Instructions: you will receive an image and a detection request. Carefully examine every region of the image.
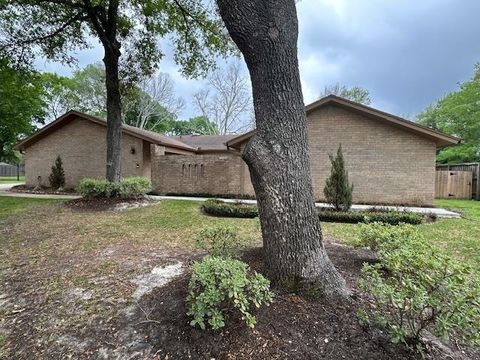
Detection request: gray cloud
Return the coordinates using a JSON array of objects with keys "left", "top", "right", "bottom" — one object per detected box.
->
[
  {"left": 297, "top": 0, "right": 480, "bottom": 116},
  {"left": 36, "top": 0, "right": 480, "bottom": 120}
]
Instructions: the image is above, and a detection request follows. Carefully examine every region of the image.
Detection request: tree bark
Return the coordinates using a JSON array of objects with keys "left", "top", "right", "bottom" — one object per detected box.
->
[
  {"left": 103, "top": 45, "right": 122, "bottom": 183},
  {"left": 216, "top": 0, "right": 348, "bottom": 296}
]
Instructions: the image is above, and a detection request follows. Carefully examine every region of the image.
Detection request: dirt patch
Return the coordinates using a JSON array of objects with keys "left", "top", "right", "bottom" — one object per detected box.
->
[
  {"left": 1, "top": 199, "right": 477, "bottom": 359},
  {"left": 135, "top": 244, "right": 457, "bottom": 360},
  {"left": 131, "top": 262, "right": 184, "bottom": 300},
  {"left": 64, "top": 197, "right": 159, "bottom": 212}
]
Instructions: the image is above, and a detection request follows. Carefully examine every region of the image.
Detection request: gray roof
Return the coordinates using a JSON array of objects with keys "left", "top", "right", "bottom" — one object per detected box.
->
[
  {"left": 15, "top": 110, "right": 243, "bottom": 153},
  {"left": 16, "top": 111, "right": 197, "bottom": 152},
  {"left": 172, "top": 135, "right": 238, "bottom": 151}
]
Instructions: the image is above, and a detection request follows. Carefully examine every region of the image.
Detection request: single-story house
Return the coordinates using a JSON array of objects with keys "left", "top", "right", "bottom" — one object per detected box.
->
[{"left": 15, "top": 95, "right": 460, "bottom": 205}]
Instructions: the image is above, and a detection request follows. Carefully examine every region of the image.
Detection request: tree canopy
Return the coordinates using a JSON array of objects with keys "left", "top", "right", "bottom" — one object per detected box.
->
[
  {"left": 0, "top": 0, "right": 234, "bottom": 181},
  {"left": 320, "top": 84, "right": 372, "bottom": 105},
  {"left": 40, "top": 63, "right": 107, "bottom": 119},
  {"left": 0, "top": 0, "right": 233, "bottom": 80},
  {"left": 167, "top": 116, "right": 218, "bottom": 135},
  {"left": 0, "top": 59, "right": 46, "bottom": 162},
  {"left": 193, "top": 62, "right": 253, "bottom": 134},
  {"left": 417, "top": 63, "right": 480, "bottom": 164}
]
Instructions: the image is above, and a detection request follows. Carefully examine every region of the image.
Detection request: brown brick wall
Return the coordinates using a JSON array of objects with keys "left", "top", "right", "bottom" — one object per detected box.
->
[
  {"left": 151, "top": 104, "right": 436, "bottom": 205},
  {"left": 151, "top": 152, "right": 252, "bottom": 196},
  {"left": 25, "top": 106, "right": 436, "bottom": 205},
  {"left": 25, "top": 117, "right": 145, "bottom": 188},
  {"left": 307, "top": 105, "right": 436, "bottom": 205}
]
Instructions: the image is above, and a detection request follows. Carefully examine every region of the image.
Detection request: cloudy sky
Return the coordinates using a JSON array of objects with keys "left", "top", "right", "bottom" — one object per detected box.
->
[{"left": 36, "top": 0, "right": 480, "bottom": 120}]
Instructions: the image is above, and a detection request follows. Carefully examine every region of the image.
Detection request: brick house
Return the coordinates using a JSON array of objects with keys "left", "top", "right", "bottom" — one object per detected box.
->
[{"left": 16, "top": 95, "right": 459, "bottom": 205}]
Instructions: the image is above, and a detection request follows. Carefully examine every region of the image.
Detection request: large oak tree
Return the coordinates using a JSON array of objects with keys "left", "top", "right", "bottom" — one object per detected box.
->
[
  {"left": 0, "top": 0, "right": 233, "bottom": 181},
  {"left": 216, "top": 0, "right": 348, "bottom": 296}
]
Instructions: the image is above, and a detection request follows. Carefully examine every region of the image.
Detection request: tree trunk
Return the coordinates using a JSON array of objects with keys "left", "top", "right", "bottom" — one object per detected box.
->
[
  {"left": 103, "top": 44, "right": 122, "bottom": 183},
  {"left": 216, "top": 0, "right": 348, "bottom": 296}
]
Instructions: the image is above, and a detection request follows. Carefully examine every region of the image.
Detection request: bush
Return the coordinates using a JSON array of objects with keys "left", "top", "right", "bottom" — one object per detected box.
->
[
  {"left": 201, "top": 199, "right": 258, "bottom": 218},
  {"left": 318, "top": 210, "right": 423, "bottom": 225},
  {"left": 187, "top": 256, "right": 273, "bottom": 330},
  {"left": 194, "top": 225, "right": 249, "bottom": 258},
  {"left": 323, "top": 144, "right": 354, "bottom": 211},
  {"left": 349, "top": 222, "right": 418, "bottom": 250},
  {"left": 201, "top": 199, "right": 424, "bottom": 225},
  {"left": 359, "top": 225, "right": 480, "bottom": 349},
  {"left": 117, "top": 177, "right": 151, "bottom": 198},
  {"left": 76, "top": 177, "right": 151, "bottom": 199},
  {"left": 77, "top": 178, "right": 115, "bottom": 198},
  {"left": 48, "top": 155, "right": 65, "bottom": 189}
]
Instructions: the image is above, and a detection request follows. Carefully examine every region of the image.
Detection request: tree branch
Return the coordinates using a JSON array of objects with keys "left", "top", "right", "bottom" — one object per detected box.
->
[
  {"left": 171, "top": 0, "right": 221, "bottom": 39},
  {"left": 18, "top": 11, "right": 89, "bottom": 45},
  {"left": 33, "top": 0, "right": 86, "bottom": 10}
]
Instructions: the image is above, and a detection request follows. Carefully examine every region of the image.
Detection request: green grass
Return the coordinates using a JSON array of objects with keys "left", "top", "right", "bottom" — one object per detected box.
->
[
  {"left": 0, "top": 196, "right": 62, "bottom": 221},
  {"left": 323, "top": 199, "right": 480, "bottom": 272},
  {"left": 95, "top": 200, "right": 261, "bottom": 249},
  {"left": 0, "top": 333, "right": 5, "bottom": 359},
  {"left": 0, "top": 176, "right": 25, "bottom": 184},
  {"left": 0, "top": 196, "right": 477, "bottom": 270}
]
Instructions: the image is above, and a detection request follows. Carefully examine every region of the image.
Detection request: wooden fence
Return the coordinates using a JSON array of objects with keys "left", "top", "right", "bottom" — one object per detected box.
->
[
  {"left": 436, "top": 163, "right": 480, "bottom": 200},
  {"left": 0, "top": 163, "right": 25, "bottom": 178}
]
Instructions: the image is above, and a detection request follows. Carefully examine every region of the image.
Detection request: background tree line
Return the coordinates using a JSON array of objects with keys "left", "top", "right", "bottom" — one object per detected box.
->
[
  {"left": 416, "top": 63, "right": 480, "bottom": 164},
  {"left": 0, "top": 60, "right": 256, "bottom": 162}
]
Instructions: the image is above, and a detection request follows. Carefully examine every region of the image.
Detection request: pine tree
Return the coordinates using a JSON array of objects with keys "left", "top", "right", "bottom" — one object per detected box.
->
[
  {"left": 324, "top": 145, "right": 354, "bottom": 211},
  {"left": 49, "top": 156, "right": 65, "bottom": 189}
]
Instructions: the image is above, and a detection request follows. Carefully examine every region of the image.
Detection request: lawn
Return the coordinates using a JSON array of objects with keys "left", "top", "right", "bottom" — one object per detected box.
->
[
  {"left": 0, "top": 176, "right": 25, "bottom": 184},
  {"left": 0, "top": 197, "right": 478, "bottom": 358},
  {"left": 324, "top": 199, "right": 480, "bottom": 271},
  {"left": 0, "top": 196, "right": 62, "bottom": 221}
]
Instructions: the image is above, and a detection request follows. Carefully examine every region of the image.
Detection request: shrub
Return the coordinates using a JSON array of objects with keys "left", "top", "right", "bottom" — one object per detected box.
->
[
  {"left": 186, "top": 256, "right": 273, "bottom": 330},
  {"left": 317, "top": 210, "right": 423, "bottom": 225},
  {"left": 201, "top": 200, "right": 424, "bottom": 225},
  {"left": 323, "top": 144, "right": 354, "bottom": 211},
  {"left": 349, "top": 222, "right": 418, "bottom": 251},
  {"left": 194, "top": 225, "right": 249, "bottom": 258},
  {"left": 76, "top": 177, "right": 151, "bottom": 199},
  {"left": 201, "top": 199, "right": 258, "bottom": 218},
  {"left": 117, "top": 177, "right": 151, "bottom": 198},
  {"left": 365, "top": 211, "right": 423, "bottom": 225},
  {"left": 48, "top": 155, "right": 65, "bottom": 189},
  {"left": 359, "top": 225, "right": 480, "bottom": 349},
  {"left": 77, "top": 178, "right": 115, "bottom": 198}
]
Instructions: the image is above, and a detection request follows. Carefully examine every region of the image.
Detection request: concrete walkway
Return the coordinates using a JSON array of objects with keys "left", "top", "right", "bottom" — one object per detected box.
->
[
  {"left": 148, "top": 195, "right": 461, "bottom": 219},
  {"left": 0, "top": 184, "right": 460, "bottom": 218},
  {"left": 0, "top": 184, "right": 80, "bottom": 200}
]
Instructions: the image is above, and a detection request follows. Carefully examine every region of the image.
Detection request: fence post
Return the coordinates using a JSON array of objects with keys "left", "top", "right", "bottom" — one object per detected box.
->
[{"left": 477, "top": 163, "right": 480, "bottom": 200}]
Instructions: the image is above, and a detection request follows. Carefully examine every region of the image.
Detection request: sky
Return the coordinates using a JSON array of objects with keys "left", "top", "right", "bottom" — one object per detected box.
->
[{"left": 35, "top": 0, "right": 480, "bottom": 120}]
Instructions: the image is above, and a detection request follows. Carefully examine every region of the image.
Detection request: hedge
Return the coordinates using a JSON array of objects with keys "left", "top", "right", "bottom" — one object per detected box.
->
[
  {"left": 77, "top": 177, "right": 151, "bottom": 199},
  {"left": 201, "top": 199, "right": 425, "bottom": 225},
  {"left": 201, "top": 199, "right": 258, "bottom": 218},
  {"left": 318, "top": 210, "right": 424, "bottom": 225}
]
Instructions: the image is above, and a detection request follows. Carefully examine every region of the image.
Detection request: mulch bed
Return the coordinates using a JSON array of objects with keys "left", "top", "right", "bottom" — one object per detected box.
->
[
  {"left": 9, "top": 184, "right": 77, "bottom": 195},
  {"left": 64, "top": 197, "right": 158, "bottom": 212},
  {"left": 135, "top": 244, "right": 438, "bottom": 360}
]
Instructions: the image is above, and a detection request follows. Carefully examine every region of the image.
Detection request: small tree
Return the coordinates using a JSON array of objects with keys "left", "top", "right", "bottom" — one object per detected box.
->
[
  {"left": 324, "top": 145, "right": 354, "bottom": 211},
  {"left": 49, "top": 156, "right": 65, "bottom": 189}
]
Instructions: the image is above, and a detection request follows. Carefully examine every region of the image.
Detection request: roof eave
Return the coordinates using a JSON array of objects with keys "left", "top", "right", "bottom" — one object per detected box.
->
[
  {"left": 14, "top": 110, "right": 198, "bottom": 152},
  {"left": 225, "top": 95, "right": 461, "bottom": 149}
]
